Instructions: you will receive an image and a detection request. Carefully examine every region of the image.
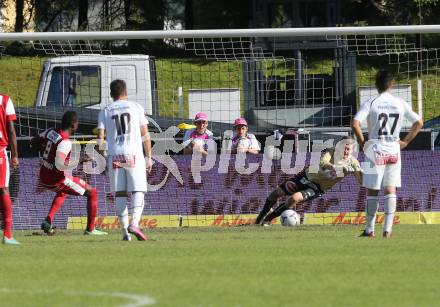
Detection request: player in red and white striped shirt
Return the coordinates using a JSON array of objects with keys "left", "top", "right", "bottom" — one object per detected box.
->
[
  {"left": 0, "top": 94, "right": 20, "bottom": 244},
  {"left": 32, "top": 111, "right": 107, "bottom": 236}
]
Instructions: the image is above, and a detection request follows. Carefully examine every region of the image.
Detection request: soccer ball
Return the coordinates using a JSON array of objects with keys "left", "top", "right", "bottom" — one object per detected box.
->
[{"left": 280, "top": 210, "right": 300, "bottom": 227}]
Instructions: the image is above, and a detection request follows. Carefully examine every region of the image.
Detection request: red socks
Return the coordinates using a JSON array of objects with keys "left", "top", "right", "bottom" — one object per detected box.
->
[
  {"left": 86, "top": 188, "right": 98, "bottom": 231},
  {"left": 0, "top": 192, "right": 13, "bottom": 239},
  {"left": 47, "top": 189, "right": 97, "bottom": 232},
  {"left": 47, "top": 192, "right": 66, "bottom": 222}
]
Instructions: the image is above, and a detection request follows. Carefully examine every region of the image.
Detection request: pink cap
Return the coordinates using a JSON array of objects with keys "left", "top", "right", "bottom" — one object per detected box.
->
[
  {"left": 194, "top": 112, "right": 209, "bottom": 122},
  {"left": 234, "top": 117, "right": 248, "bottom": 126}
]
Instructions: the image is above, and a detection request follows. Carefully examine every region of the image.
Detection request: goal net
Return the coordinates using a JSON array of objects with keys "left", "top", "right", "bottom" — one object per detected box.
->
[{"left": 0, "top": 26, "right": 439, "bottom": 232}]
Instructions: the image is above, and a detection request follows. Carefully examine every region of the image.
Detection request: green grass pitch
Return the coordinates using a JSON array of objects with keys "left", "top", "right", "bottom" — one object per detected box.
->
[{"left": 1, "top": 225, "right": 440, "bottom": 307}]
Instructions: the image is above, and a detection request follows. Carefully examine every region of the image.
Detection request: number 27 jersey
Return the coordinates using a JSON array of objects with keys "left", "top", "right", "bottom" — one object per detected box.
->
[
  {"left": 354, "top": 92, "right": 421, "bottom": 142},
  {"left": 98, "top": 100, "right": 148, "bottom": 157}
]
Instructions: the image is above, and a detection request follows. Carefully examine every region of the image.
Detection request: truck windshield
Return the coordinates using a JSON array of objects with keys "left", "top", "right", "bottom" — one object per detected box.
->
[{"left": 47, "top": 66, "right": 101, "bottom": 107}]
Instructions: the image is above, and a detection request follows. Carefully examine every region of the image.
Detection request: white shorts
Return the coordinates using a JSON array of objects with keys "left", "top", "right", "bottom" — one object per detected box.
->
[
  {"left": 362, "top": 147, "right": 401, "bottom": 190},
  {"left": 108, "top": 154, "right": 147, "bottom": 193}
]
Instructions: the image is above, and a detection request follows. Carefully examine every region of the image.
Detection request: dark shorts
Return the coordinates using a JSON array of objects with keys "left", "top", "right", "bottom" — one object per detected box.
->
[{"left": 279, "top": 171, "right": 324, "bottom": 202}]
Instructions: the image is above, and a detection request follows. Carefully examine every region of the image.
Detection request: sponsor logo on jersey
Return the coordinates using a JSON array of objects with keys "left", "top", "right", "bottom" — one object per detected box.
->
[
  {"left": 377, "top": 105, "right": 398, "bottom": 110},
  {"left": 47, "top": 130, "right": 62, "bottom": 144}
]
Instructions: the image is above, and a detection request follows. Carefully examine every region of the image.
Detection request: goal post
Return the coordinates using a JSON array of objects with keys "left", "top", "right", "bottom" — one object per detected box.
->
[{"left": 0, "top": 25, "right": 439, "bottom": 232}]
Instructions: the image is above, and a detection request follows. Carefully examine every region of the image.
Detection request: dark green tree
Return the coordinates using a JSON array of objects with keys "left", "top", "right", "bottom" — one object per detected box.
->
[
  {"left": 78, "top": 0, "right": 88, "bottom": 31},
  {"left": 14, "top": 0, "right": 24, "bottom": 32},
  {"left": 193, "top": 0, "right": 251, "bottom": 29}
]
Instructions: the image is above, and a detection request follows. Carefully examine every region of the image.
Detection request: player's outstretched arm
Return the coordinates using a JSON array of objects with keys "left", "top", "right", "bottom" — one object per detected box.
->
[
  {"left": 399, "top": 118, "right": 423, "bottom": 149},
  {"left": 6, "top": 121, "right": 18, "bottom": 167}
]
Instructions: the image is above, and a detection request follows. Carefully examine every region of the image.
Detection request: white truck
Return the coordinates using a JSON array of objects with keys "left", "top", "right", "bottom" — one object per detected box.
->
[{"left": 35, "top": 54, "right": 156, "bottom": 113}]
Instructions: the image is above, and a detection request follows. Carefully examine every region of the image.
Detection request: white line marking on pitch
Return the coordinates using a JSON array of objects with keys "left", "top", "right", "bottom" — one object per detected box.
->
[{"left": 0, "top": 288, "right": 156, "bottom": 307}]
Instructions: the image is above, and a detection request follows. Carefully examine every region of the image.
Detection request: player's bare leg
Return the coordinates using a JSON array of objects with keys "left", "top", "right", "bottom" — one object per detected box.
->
[
  {"left": 361, "top": 189, "right": 379, "bottom": 237},
  {"left": 262, "top": 192, "right": 304, "bottom": 225},
  {"left": 83, "top": 184, "right": 107, "bottom": 235},
  {"left": 0, "top": 187, "right": 19, "bottom": 244},
  {"left": 383, "top": 186, "right": 397, "bottom": 238},
  {"left": 255, "top": 187, "right": 285, "bottom": 224},
  {"left": 127, "top": 191, "right": 148, "bottom": 241},
  {"left": 115, "top": 191, "right": 130, "bottom": 240}
]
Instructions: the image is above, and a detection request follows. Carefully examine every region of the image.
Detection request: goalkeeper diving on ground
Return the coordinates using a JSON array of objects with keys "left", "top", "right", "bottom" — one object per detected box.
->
[{"left": 255, "top": 136, "right": 362, "bottom": 225}]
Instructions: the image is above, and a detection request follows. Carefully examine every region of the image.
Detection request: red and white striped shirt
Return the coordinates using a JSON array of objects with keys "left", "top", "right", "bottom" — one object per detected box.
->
[
  {"left": 39, "top": 128, "right": 72, "bottom": 185},
  {"left": 0, "top": 94, "right": 16, "bottom": 151}
]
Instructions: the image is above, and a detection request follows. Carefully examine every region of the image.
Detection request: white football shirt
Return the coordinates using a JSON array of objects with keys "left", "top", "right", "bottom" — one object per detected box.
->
[
  {"left": 354, "top": 92, "right": 421, "bottom": 142},
  {"left": 98, "top": 100, "right": 148, "bottom": 156}
]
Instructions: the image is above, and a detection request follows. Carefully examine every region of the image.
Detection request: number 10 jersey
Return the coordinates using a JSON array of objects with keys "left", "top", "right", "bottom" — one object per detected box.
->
[{"left": 98, "top": 99, "right": 149, "bottom": 157}]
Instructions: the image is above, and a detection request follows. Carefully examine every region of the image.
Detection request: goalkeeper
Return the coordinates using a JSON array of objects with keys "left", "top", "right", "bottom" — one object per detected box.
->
[
  {"left": 255, "top": 136, "right": 362, "bottom": 225},
  {"left": 230, "top": 118, "right": 260, "bottom": 154}
]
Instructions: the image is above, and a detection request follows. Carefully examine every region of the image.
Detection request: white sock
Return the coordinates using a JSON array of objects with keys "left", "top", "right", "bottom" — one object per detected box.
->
[
  {"left": 366, "top": 196, "right": 379, "bottom": 233},
  {"left": 115, "top": 197, "right": 129, "bottom": 236},
  {"left": 131, "top": 192, "right": 145, "bottom": 228},
  {"left": 384, "top": 194, "right": 397, "bottom": 233}
]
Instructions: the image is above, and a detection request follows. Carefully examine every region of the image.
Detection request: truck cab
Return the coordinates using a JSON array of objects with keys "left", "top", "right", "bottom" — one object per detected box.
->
[
  {"left": 35, "top": 54, "right": 157, "bottom": 114},
  {"left": 15, "top": 54, "right": 159, "bottom": 136}
]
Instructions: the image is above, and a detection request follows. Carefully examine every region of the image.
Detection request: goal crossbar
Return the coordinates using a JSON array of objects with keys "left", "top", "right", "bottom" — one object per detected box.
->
[{"left": 2, "top": 25, "right": 440, "bottom": 41}]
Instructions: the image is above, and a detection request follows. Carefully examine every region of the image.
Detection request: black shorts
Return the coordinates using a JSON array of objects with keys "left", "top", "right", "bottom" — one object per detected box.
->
[{"left": 279, "top": 171, "right": 324, "bottom": 202}]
